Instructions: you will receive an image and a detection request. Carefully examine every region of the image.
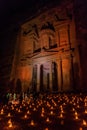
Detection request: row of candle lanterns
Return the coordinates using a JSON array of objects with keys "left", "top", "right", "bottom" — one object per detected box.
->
[{"left": 0, "top": 93, "right": 87, "bottom": 130}]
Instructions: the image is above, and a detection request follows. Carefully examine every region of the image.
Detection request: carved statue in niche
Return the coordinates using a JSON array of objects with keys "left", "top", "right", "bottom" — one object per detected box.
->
[
  {"left": 23, "top": 24, "right": 39, "bottom": 37},
  {"left": 31, "top": 24, "right": 41, "bottom": 53},
  {"left": 40, "top": 21, "right": 56, "bottom": 50}
]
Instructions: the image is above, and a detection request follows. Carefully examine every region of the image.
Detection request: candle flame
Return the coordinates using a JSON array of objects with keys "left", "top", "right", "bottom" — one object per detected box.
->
[
  {"left": 46, "top": 117, "right": 50, "bottom": 122},
  {"left": 30, "top": 120, "right": 35, "bottom": 126},
  {"left": 83, "top": 120, "right": 87, "bottom": 126},
  {"left": 9, "top": 122, "right": 12, "bottom": 128}
]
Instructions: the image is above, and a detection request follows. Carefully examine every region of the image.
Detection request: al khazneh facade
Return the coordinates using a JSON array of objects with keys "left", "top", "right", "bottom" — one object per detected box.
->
[{"left": 10, "top": 1, "right": 81, "bottom": 93}]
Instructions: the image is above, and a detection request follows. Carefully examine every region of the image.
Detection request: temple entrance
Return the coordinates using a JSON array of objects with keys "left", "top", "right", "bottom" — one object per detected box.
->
[
  {"left": 32, "top": 65, "right": 37, "bottom": 92},
  {"left": 52, "top": 62, "right": 58, "bottom": 91},
  {"left": 32, "top": 62, "right": 58, "bottom": 92},
  {"left": 40, "top": 65, "right": 44, "bottom": 92},
  {"left": 40, "top": 63, "right": 50, "bottom": 92}
]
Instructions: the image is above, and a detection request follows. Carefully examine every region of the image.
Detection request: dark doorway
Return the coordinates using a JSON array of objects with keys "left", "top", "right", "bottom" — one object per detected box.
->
[
  {"left": 52, "top": 62, "right": 58, "bottom": 91},
  {"left": 40, "top": 64, "right": 43, "bottom": 92},
  {"left": 32, "top": 65, "right": 37, "bottom": 92}
]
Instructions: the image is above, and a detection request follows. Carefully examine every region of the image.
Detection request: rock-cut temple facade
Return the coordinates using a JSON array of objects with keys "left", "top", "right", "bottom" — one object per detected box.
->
[{"left": 10, "top": 0, "right": 82, "bottom": 93}]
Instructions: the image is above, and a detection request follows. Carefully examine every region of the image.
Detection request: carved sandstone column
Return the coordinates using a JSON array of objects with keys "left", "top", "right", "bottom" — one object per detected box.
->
[
  {"left": 56, "top": 60, "right": 59, "bottom": 91},
  {"left": 70, "top": 55, "right": 74, "bottom": 90},
  {"left": 58, "top": 59, "right": 63, "bottom": 92}
]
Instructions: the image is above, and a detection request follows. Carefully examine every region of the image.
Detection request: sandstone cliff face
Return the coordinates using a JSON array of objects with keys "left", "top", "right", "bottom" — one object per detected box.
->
[
  {"left": 74, "top": 0, "right": 87, "bottom": 91},
  {"left": 10, "top": 0, "right": 82, "bottom": 93}
]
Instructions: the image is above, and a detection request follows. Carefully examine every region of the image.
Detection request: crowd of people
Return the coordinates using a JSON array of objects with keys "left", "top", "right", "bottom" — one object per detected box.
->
[{"left": 0, "top": 91, "right": 46, "bottom": 107}]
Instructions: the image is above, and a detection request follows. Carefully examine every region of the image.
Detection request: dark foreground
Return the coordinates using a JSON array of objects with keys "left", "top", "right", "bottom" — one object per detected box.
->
[{"left": 0, "top": 93, "right": 87, "bottom": 130}]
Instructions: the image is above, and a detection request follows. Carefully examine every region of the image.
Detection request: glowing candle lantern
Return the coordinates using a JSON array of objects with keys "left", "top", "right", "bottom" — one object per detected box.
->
[
  {"left": 75, "top": 115, "right": 79, "bottom": 120},
  {"left": 77, "top": 105, "right": 80, "bottom": 108},
  {"left": 63, "top": 103, "right": 66, "bottom": 106},
  {"left": 9, "top": 122, "right": 13, "bottom": 128},
  {"left": 85, "top": 110, "right": 87, "bottom": 114},
  {"left": 27, "top": 110, "right": 30, "bottom": 115},
  {"left": 50, "top": 111, "right": 54, "bottom": 115},
  {"left": 75, "top": 111, "right": 78, "bottom": 116},
  {"left": 1, "top": 109, "right": 4, "bottom": 114},
  {"left": 61, "top": 109, "right": 64, "bottom": 113},
  {"left": 8, "top": 113, "right": 11, "bottom": 117},
  {"left": 72, "top": 108, "right": 75, "bottom": 111},
  {"left": 83, "top": 120, "right": 87, "bottom": 126},
  {"left": 8, "top": 119, "right": 11, "bottom": 124},
  {"left": 42, "top": 108, "right": 45, "bottom": 113},
  {"left": 46, "top": 117, "right": 50, "bottom": 123},
  {"left": 41, "top": 113, "right": 44, "bottom": 117},
  {"left": 24, "top": 114, "right": 27, "bottom": 119},
  {"left": 33, "top": 108, "right": 36, "bottom": 111},
  {"left": 50, "top": 106, "right": 53, "bottom": 110},
  {"left": 79, "top": 127, "right": 83, "bottom": 130},
  {"left": 18, "top": 109, "right": 21, "bottom": 113},
  {"left": 30, "top": 120, "right": 35, "bottom": 126},
  {"left": 73, "top": 103, "right": 76, "bottom": 106},
  {"left": 60, "top": 105, "right": 63, "bottom": 109},
  {"left": 60, "top": 113, "right": 63, "bottom": 118}
]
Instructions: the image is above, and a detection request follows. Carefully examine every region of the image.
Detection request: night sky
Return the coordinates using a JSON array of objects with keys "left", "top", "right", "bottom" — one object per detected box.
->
[
  {"left": 0, "top": 0, "right": 61, "bottom": 31},
  {"left": 0, "top": 0, "right": 40, "bottom": 30}
]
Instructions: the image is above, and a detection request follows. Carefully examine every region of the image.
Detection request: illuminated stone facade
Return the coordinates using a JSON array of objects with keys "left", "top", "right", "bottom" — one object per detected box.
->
[{"left": 11, "top": 1, "right": 81, "bottom": 93}]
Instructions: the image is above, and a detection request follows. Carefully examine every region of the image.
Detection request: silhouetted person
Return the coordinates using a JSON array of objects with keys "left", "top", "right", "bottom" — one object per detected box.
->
[
  {"left": 3, "top": 93, "right": 9, "bottom": 105},
  {"left": 19, "top": 94, "right": 23, "bottom": 104}
]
